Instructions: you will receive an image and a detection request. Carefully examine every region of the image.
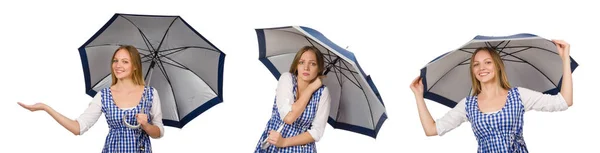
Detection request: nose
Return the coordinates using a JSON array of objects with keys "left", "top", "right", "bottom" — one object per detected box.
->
[
  {"left": 115, "top": 61, "right": 123, "bottom": 68},
  {"left": 303, "top": 63, "right": 309, "bottom": 70}
]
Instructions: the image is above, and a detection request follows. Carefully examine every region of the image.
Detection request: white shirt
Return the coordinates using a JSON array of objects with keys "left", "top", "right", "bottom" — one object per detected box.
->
[
  {"left": 435, "top": 87, "right": 568, "bottom": 136},
  {"left": 276, "top": 72, "right": 331, "bottom": 142},
  {"left": 75, "top": 88, "right": 164, "bottom": 138}
]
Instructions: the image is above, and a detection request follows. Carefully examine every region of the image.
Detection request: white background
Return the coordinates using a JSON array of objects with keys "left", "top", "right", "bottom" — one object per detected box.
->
[{"left": 1, "top": 0, "right": 598, "bottom": 152}]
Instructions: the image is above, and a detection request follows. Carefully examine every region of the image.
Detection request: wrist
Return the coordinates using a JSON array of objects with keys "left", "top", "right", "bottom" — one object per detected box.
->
[
  {"left": 414, "top": 93, "right": 423, "bottom": 98},
  {"left": 43, "top": 104, "right": 51, "bottom": 112},
  {"left": 281, "top": 138, "right": 289, "bottom": 147}
]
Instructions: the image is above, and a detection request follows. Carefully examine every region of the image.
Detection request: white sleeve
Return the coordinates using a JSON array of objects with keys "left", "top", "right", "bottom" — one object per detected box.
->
[
  {"left": 276, "top": 72, "right": 295, "bottom": 120},
  {"left": 150, "top": 88, "right": 165, "bottom": 138},
  {"left": 518, "top": 87, "right": 569, "bottom": 112},
  {"left": 435, "top": 97, "right": 468, "bottom": 136},
  {"left": 307, "top": 87, "right": 330, "bottom": 142},
  {"left": 76, "top": 92, "right": 103, "bottom": 135}
]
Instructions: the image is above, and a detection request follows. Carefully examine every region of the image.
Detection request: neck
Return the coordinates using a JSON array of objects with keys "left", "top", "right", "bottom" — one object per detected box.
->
[
  {"left": 114, "top": 77, "right": 138, "bottom": 90},
  {"left": 296, "top": 76, "right": 310, "bottom": 91},
  {"left": 479, "top": 79, "right": 504, "bottom": 98}
]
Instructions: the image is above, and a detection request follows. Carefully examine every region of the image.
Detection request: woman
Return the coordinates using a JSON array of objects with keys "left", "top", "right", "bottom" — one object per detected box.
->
[
  {"left": 254, "top": 46, "right": 331, "bottom": 153},
  {"left": 410, "top": 40, "right": 573, "bottom": 152},
  {"left": 18, "top": 45, "right": 164, "bottom": 153}
]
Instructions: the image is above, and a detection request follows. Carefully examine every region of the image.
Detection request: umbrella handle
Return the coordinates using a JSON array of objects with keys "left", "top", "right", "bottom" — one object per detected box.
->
[
  {"left": 260, "top": 123, "right": 285, "bottom": 149},
  {"left": 123, "top": 88, "right": 147, "bottom": 129}
]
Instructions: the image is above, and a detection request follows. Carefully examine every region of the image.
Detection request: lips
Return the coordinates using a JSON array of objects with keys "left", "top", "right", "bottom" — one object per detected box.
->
[
  {"left": 302, "top": 72, "right": 310, "bottom": 76},
  {"left": 478, "top": 72, "right": 490, "bottom": 77}
]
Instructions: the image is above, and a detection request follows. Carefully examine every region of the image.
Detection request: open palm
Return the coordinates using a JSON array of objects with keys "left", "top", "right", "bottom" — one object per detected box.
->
[{"left": 17, "top": 102, "right": 47, "bottom": 112}]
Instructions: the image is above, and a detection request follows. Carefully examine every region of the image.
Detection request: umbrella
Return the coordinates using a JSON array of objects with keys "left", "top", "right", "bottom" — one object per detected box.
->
[
  {"left": 420, "top": 33, "right": 578, "bottom": 108},
  {"left": 78, "top": 13, "right": 226, "bottom": 129},
  {"left": 255, "top": 26, "right": 387, "bottom": 138}
]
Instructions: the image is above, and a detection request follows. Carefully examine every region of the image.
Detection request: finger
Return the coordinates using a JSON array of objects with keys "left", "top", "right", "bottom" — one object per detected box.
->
[{"left": 17, "top": 102, "right": 28, "bottom": 108}]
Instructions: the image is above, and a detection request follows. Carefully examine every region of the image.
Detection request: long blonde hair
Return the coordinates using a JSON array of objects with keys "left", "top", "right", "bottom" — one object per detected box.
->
[
  {"left": 469, "top": 47, "right": 511, "bottom": 96},
  {"left": 110, "top": 45, "right": 145, "bottom": 86}
]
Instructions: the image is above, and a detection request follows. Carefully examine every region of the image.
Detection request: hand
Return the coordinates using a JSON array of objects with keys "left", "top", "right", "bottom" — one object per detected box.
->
[
  {"left": 18, "top": 102, "right": 48, "bottom": 112},
  {"left": 267, "top": 130, "right": 287, "bottom": 147},
  {"left": 410, "top": 76, "right": 424, "bottom": 97},
  {"left": 552, "top": 39, "right": 570, "bottom": 62},
  {"left": 309, "top": 76, "right": 326, "bottom": 91},
  {"left": 136, "top": 113, "right": 149, "bottom": 126}
]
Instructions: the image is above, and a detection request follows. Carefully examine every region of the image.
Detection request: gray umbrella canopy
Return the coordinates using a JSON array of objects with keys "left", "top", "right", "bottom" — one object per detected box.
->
[
  {"left": 421, "top": 33, "right": 578, "bottom": 108},
  {"left": 78, "top": 13, "right": 226, "bottom": 128},
  {"left": 256, "top": 26, "right": 387, "bottom": 138}
]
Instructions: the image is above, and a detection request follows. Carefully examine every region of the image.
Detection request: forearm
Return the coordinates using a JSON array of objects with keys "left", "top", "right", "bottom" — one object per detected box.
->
[
  {"left": 142, "top": 123, "right": 161, "bottom": 138},
  {"left": 283, "top": 132, "right": 315, "bottom": 147},
  {"left": 283, "top": 89, "right": 315, "bottom": 124},
  {"left": 415, "top": 95, "right": 437, "bottom": 136},
  {"left": 560, "top": 59, "right": 573, "bottom": 106},
  {"left": 44, "top": 106, "right": 81, "bottom": 135}
]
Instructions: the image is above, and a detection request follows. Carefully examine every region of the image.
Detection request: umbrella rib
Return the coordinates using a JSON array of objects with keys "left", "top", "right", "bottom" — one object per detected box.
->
[
  {"left": 90, "top": 73, "right": 112, "bottom": 91},
  {"left": 158, "top": 46, "right": 220, "bottom": 53},
  {"left": 501, "top": 52, "right": 558, "bottom": 86},
  {"left": 339, "top": 58, "right": 377, "bottom": 129},
  {"left": 428, "top": 60, "right": 469, "bottom": 92},
  {"left": 459, "top": 49, "right": 473, "bottom": 54},
  {"left": 296, "top": 32, "right": 377, "bottom": 128},
  {"left": 155, "top": 58, "right": 181, "bottom": 120},
  {"left": 488, "top": 41, "right": 558, "bottom": 86},
  {"left": 499, "top": 40, "right": 510, "bottom": 53},
  {"left": 120, "top": 16, "right": 157, "bottom": 52},
  {"left": 339, "top": 61, "right": 363, "bottom": 90},
  {"left": 500, "top": 47, "right": 531, "bottom": 58},
  {"left": 155, "top": 17, "right": 178, "bottom": 53},
  {"left": 328, "top": 65, "right": 359, "bottom": 74},
  {"left": 328, "top": 51, "right": 345, "bottom": 124},
  {"left": 158, "top": 55, "right": 219, "bottom": 94},
  {"left": 501, "top": 59, "right": 527, "bottom": 63}
]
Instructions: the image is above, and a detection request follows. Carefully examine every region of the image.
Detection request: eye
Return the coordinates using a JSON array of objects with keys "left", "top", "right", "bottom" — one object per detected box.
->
[
  {"left": 473, "top": 63, "right": 479, "bottom": 67},
  {"left": 486, "top": 61, "right": 492, "bottom": 64},
  {"left": 311, "top": 62, "right": 317, "bottom": 66},
  {"left": 124, "top": 61, "right": 129, "bottom": 64},
  {"left": 112, "top": 59, "right": 118, "bottom": 63},
  {"left": 299, "top": 61, "right": 304, "bottom": 65}
]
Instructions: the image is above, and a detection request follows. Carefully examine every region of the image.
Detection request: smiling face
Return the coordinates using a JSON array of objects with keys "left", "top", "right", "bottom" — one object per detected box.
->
[
  {"left": 472, "top": 50, "right": 496, "bottom": 83},
  {"left": 112, "top": 49, "right": 134, "bottom": 80},
  {"left": 469, "top": 47, "right": 512, "bottom": 95},
  {"left": 110, "top": 45, "right": 145, "bottom": 86}
]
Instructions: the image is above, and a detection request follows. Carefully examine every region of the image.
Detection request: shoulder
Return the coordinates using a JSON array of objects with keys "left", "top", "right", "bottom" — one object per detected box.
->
[
  {"left": 146, "top": 86, "right": 159, "bottom": 93},
  {"left": 279, "top": 72, "right": 293, "bottom": 81},
  {"left": 321, "top": 85, "right": 329, "bottom": 93},
  {"left": 514, "top": 86, "right": 535, "bottom": 95}
]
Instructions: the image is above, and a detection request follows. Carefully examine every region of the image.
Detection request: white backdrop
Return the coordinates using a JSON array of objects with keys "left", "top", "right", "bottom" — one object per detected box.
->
[{"left": 1, "top": 0, "right": 598, "bottom": 152}]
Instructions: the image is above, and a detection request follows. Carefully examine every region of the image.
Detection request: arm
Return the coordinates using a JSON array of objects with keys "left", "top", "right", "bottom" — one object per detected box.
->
[
  {"left": 276, "top": 73, "right": 322, "bottom": 125},
  {"left": 17, "top": 92, "right": 103, "bottom": 136},
  {"left": 520, "top": 40, "right": 573, "bottom": 111},
  {"left": 520, "top": 87, "right": 569, "bottom": 112},
  {"left": 410, "top": 76, "right": 467, "bottom": 136},
  {"left": 415, "top": 92, "right": 437, "bottom": 136},
  {"left": 141, "top": 88, "right": 164, "bottom": 139},
  {"left": 284, "top": 87, "right": 331, "bottom": 147},
  {"left": 555, "top": 40, "right": 573, "bottom": 106}
]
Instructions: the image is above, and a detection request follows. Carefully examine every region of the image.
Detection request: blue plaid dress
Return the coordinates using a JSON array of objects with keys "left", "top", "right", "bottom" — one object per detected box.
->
[
  {"left": 100, "top": 86, "right": 154, "bottom": 153},
  {"left": 254, "top": 75, "right": 325, "bottom": 153},
  {"left": 466, "top": 87, "right": 528, "bottom": 153}
]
